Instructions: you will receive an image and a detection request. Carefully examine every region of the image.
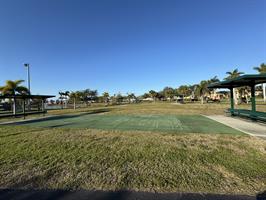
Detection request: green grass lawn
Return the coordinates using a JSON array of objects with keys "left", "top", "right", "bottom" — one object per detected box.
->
[
  {"left": 13, "top": 113, "right": 243, "bottom": 135},
  {"left": 0, "top": 103, "right": 265, "bottom": 195}
]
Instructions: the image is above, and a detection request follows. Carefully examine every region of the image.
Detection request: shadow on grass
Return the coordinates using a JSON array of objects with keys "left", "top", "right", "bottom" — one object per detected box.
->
[
  {"left": 0, "top": 189, "right": 261, "bottom": 200},
  {"left": 1, "top": 173, "right": 263, "bottom": 200},
  {"left": 10, "top": 109, "right": 110, "bottom": 126},
  {"left": 0, "top": 129, "right": 45, "bottom": 138}
]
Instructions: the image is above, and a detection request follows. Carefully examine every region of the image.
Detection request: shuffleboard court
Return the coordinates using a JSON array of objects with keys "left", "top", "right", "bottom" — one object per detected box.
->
[{"left": 10, "top": 113, "right": 244, "bottom": 134}]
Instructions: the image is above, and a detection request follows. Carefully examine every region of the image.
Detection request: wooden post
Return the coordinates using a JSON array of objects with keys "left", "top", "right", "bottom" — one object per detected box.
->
[
  {"left": 230, "top": 87, "right": 234, "bottom": 115},
  {"left": 250, "top": 84, "right": 256, "bottom": 113}
]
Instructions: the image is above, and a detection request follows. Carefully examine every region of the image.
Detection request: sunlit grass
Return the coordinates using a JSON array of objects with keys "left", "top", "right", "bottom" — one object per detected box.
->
[
  {"left": 0, "top": 103, "right": 265, "bottom": 195},
  {"left": 0, "top": 126, "right": 265, "bottom": 194}
]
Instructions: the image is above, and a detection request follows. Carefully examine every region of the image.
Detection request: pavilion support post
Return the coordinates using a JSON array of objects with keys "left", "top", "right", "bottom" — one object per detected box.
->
[
  {"left": 250, "top": 84, "right": 256, "bottom": 113},
  {"left": 23, "top": 98, "right": 26, "bottom": 119},
  {"left": 41, "top": 98, "right": 45, "bottom": 116},
  {"left": 13, "top": 97, "right": 16, "bottom": 116},
  {"left": 229, "top": 88, "right": 234, "bottom": 115}
]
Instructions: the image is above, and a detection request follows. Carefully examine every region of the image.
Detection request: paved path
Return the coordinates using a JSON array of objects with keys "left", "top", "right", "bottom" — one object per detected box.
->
[
  {"left": 205, "top": 115, "right": 266, "bottom": 138},
  {"left": 0, "top": 189, "right": 263, "bottom": 200}
]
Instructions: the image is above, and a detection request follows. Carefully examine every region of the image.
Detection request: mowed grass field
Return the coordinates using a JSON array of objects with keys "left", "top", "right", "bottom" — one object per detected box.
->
[
  {"left": 14, "top": 113, "right": 243, "bottom": 134},
  {"left": 0, "top": 102, "right": 266, "bottom": 195}
]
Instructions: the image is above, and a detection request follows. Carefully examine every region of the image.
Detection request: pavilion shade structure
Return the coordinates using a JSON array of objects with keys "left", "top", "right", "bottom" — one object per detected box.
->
[
  {"left": 208, "top": 74, "right": 266, "bottom": 89},
  {"left": 0, "top": 94, "right": 55, "bottom": 119},
  {"left": 208, "top": 74, "right": 266, "bottom": 121},
  {"left": 0, "top": 94, "right": 55, "bottom": 100}
]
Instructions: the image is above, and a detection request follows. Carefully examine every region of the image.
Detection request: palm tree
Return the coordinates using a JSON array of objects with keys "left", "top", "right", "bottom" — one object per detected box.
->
[
  {"left": 58, "top": 91, "right": 70, "bottom": 109},
  {"left": 162, "top": 87, "right": 175, "bottom": 101},
  {"left": 89, "top": 90, "right": 98, "bottom": 102},
  {"left": 196, "top": 80, "right": 209, "bottom": 104},
  {"left": 0, "top": 80, "right": 29, "bottom": 95},
  {"left": 208, "top": 76, "right": 220, "bottom": 100},
  {"left": 69, "top": 91, "right": 81, "bottom": 110},
  {"left": 149, "top": 90, "right": 157, "bottom": 102},
  {"left": 102, "top": 92, "right": 110, "bottom": 105},
  {"left": 209, "top": 76, "right": 220, "bottom": 83},
  {"left": 58, "top": 92, "right": 64, "bottom": 109},
  {"left": 177, "top": 85, "right": 191, "bottom": 100},
  {"left": 253, "top": 63, "right": 266, "bottom": 102},
  {"left": 225, "top": 69, "right": 244, "bottom": 105},
  {"left": 127, "top": 93, "right": 136, "bottom": 103},
  {"left": 189, "top": 84, "right": 198, "bottom": 101},
  {"left": 225, "top": 69, "right": 244, "bottom": 80},
  {"left": 115, "top": 93, "right": 123, "bottom": 104},
  {"left": 0, "top": 80, "right": 29, "bottom": 114}
]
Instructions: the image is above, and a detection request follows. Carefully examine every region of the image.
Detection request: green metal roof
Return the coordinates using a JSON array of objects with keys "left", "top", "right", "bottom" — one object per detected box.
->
[
  {"left": 208, "top": 74, "right": 266, "bottom": 89},
  {"left": 0, "top": 94, "right": 55, "bottom": 99}
]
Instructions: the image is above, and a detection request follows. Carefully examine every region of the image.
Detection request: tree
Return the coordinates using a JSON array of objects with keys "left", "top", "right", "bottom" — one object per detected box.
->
[
  {"left": 0, "top": 80, "right": 29, "bottom": 95},
  {"left": 127, "top": 93, "right": 136, "bottom": 103},
  {"left": 225, "top": 69, "right": 244, "bottom": 105},
  {"left": 208, "top": 76, "right": 220, "bottom": 100},
  {"left": 149, "top": 90, "right": 157, "bottom": 101},
  {"left": 69, "top": 91, "right": 81, "bottom": 110},
  {"left": 225, "top": 69, "right": 244, "bottom": 80},
  {"left": 116, "top": 93, "right": 123, "bottom": 104},
  {"left": 80, "top": 89, "right": 89, "bottom": 106},
  {"left": 209, "top": 76, "right": 220, "bottom": 83},
  {"left": 80, "top": 89, "right": 98, "bottom": 106},
  {"left": 177, "top": 85, "right": 191, "bottom": 98},
  {"left": 142, "top": 93, "right": 150, "bottom": 99},
  {"left": 162, "top": 87, "right": 175, "bottom": 101},
  {"left": 189, "top": 84, "right": 198, "bottom": 100},
  {"left": 89, "top": 90, "right": 98, "bottom": 102},
  {"left": 58, "top": 91, "right": 69, "bottom": 109},
  {"left": 0, "top": 80, "right": 29, "bottom": 114},
  {"left": 102, "top": 92, "right": 110, "bottom": 104},
  {"left": 64, "top": 91, "right": 70, "bottom": 108},
  {"left": 253, "top": 63, "right": 266, "bottom": 102},
  {"left": 196, "top": 80, "right": 209, "bottom": 104}
]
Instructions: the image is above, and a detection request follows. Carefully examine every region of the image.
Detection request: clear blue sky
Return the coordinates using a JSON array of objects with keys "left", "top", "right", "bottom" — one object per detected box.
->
[{"left": 0, "top": 0, "right": 265, "bottom": 96}]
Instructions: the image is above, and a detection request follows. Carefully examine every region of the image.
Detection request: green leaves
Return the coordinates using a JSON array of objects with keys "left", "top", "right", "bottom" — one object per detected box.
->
[
  {"left": 253, "top": 63, "right": 266, "bottom": 74},
  {"left": 0, "top": 79, "right": 28, "bottom": 95},
  {"left": 225, "top": 69, "right": 244, "bottom": 80}
]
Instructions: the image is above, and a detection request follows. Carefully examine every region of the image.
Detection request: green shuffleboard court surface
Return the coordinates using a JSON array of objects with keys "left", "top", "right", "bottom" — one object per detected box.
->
[{"left": 10, "top": 113, "right": 244, "bottom": 135}]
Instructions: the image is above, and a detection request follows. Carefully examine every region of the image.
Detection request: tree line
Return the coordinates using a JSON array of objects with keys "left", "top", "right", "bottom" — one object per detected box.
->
[
  {"left": 54, "top": 63, "right": 266, "bottom": 108},
  {"left": 0, "top": 63, "right": 265, "bottom": 109}
]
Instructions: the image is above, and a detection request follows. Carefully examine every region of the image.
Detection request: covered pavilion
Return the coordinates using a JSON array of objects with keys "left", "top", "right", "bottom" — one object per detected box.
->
[
  {"left": 208, "top": 74, "right": 266, "bottom": 121},
  {"left": 0, "top": 94, "right": 55, "bottom": 119}
]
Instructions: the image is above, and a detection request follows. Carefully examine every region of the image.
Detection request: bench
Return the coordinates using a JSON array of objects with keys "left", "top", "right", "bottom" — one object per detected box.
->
[{"left": 227, "top": 109, "right": 266, "bottom": 122}]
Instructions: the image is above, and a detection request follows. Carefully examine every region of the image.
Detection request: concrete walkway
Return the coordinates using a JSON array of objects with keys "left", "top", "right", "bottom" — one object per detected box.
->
[{"left": 205, "top": 115, "right": 266, "bottom": 138}]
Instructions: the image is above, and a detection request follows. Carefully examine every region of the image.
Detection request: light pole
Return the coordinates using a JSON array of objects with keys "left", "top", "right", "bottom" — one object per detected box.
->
[{"left": 24, "top": 63, "right": 30, "bottom": 94}]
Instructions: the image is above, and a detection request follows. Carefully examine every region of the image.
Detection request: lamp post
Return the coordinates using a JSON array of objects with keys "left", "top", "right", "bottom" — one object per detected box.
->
[
  {"left": 24, "top": 63, "right": 30, "bottom": 94},
  {"left": 24, "top": 63, "right": 31, "bottom": 111}
]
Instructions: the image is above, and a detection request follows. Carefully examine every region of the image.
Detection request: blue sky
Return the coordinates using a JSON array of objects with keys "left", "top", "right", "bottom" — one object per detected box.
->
[{"left": 0, "top": 0, "right": 265, "bottom": 96}]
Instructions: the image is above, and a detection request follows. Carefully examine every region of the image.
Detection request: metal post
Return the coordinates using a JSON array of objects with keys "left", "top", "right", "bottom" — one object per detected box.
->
[
  {"left": 230, "top": 88, "right": 234, "bottom": 115},
  {"left": 13, "top": 97, "right": 16, "bottom": 116},
  {"left": 42, "top": 98, "right": 45, "bottom": 116},
  {"left": 23, "top": 99, "right": 26, "bottom": 119},
  {"left": 250, "top": 84, "right": 256, "bottom": 113}
]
